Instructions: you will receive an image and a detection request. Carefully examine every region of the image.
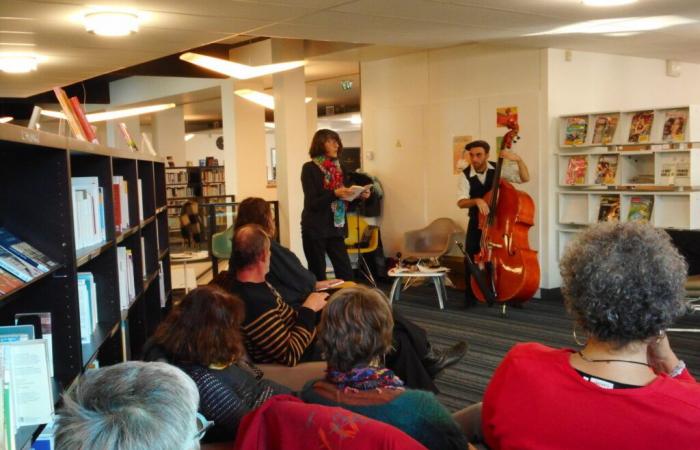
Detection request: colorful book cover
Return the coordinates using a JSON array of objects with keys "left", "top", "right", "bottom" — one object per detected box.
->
[
  {"left": 627, "top": 196, "right": 654, "bottom": 223},
  {"left": 594, "top": 154, "right": 618, "bottom": 185},
  {"left": 0, "top": 246, "right": 42, "bottom": 283},
  {"left": 52, "top": 87, "right": 86, "bottom": 141},
  {"left": 662, "top": 109, "right": 688, "bottom": 142},
  {"left": 628, "top": 110, "right": 654, "bottom": 143},
  {"left": 0, "top": 228, "right": 57, "bottom": 273},
  {"left": 597, "top": 195, "right": 621, "bottom": 223},
  {"left": 591, "top": 114, "right": 619, "bottom": 145},
  {"left": 564, "top": 116, "right": 588, "bottom": 145},
  {"left": 69, "top": 96, "right": 99, "bottom": 144},
  {"left": 0, "top": 268, "right": 23, "bottom": 296},
  {"left": 564, "top": 156, "right": 588, "bottom": 185}
]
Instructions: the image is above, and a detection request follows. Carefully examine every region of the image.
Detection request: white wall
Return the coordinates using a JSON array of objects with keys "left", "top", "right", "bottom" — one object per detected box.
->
[
  {"left": 185, "top": 133, "right": 226, "bottom": 166},
  {"left": 545, "top": 49, "right": 700, "bottom": 287},
  {"left": 361, "top": 45, "right": 544, "bottom": 266}
]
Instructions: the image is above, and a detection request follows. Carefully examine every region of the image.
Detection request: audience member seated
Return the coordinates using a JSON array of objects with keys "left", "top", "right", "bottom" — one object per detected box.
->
[
  {"left": 234, "top": 394, "right": 428, "bottom": 450},
  {"left": 474, "top": 222, "right": 700, "bottom": 449},
  {"left": 143, "top": 285, "right": 291, "bottom": 443},
  {"left": 55, "top": 361, "right": 202, "bottom": 450},
  {"left": 301, "top": 285, "right": 468, "bottom": 450},
  {"left": 224, "top": 224, "right": 467, "bottom": 392}
]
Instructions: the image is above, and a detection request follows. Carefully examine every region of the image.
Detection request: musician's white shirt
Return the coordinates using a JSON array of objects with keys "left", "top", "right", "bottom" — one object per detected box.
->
[{"left": 456, "top": 160, "right": 522, "bottom": 201}]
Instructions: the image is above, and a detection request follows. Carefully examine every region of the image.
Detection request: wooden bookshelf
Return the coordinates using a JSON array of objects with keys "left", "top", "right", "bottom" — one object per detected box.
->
[{"left": 0, "top": 123, "right": 172, "bottom": 446}]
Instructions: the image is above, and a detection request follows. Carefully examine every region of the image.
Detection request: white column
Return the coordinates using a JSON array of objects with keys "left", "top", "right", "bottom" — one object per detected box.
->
[{"left": 152, "top": 106, "right": 186, "bottom": 166}]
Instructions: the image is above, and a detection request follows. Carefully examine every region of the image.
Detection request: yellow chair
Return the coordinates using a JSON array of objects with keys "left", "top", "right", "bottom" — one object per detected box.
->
[{"left": 344, "top": 215, "right": 379, "bottom": 255}]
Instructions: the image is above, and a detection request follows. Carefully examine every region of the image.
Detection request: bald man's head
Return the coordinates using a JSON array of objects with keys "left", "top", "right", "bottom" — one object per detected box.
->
[{"left": 232, "top": 224, "right": 270, "bottom": 271}]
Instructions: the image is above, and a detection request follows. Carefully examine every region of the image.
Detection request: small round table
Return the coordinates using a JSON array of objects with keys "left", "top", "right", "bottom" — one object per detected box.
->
[
  {"left": 171, "top": 250, "right": 209, "bottom": 292},
  {"left": 388, "top": 267, "right": 449, "bottom": 310}
]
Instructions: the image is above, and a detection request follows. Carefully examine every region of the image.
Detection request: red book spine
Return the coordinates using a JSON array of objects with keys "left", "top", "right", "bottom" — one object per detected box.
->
[
  {"left": 69, "top": 97, "right": 98, "bottom": 144},
  {"left": 112, "top": 183, "right": 122, "bottom": 232}
]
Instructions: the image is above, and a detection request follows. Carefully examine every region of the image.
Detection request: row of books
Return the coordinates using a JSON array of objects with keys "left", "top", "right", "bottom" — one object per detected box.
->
[
  {"left": 597, "top": 195, "right": 654, "bottom": 223},
  {"left": 52, "top": 87, "right": 98, "bottom": 144},
  {"left": 0, "top": 321, "right": 54, "bottom": 450},
  {"left": 564, "top": 154, "right": 619, "bottom": 185},
  {"left": 0, "top": 229, "right": 58, "bottom": 295},
  {"left": 200, "top": 169, "right": 224, "bottom": 182},
  {"left": 166, "top": 170, "right": 188, "bottom": 184},
  {"left": 564, "top": 109, "right": 688, "bottom": 145},
  {"left": 202, "top": 184, "right": 226, "bottom": 196}
]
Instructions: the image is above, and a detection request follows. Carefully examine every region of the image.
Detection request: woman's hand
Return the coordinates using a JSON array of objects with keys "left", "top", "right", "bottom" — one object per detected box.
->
[
  {"left": 334, "top": 187, "right": 353, "bottom": 198},
  {"left": 360, "top": 189, "right": 371, "bottom": 200},
  {"left": 647, "top": 334, "right": 681, "bottom": 375}
]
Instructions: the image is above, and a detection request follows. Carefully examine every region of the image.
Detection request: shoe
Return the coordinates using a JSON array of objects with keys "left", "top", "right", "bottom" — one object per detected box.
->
[{"left": 422, "top": 341, "right": 468, "bottom": 378}]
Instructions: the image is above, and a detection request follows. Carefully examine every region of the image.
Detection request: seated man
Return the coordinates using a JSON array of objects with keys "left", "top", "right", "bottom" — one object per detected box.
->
[
  {"left": 229, "top": 225, "right": 467, "bottom": 392},
  {"left": 55, "top": 361, "right": 203, "bottom": 450}
]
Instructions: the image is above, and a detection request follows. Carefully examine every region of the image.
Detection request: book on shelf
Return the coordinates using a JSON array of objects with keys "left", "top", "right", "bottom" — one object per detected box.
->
[
  {"left": 627, "top": 195, "right": 654, "bottom": 223},
  {"left": 0, "top": 228, "right": 58, "bottom": 273},
  {"left": 0, "top": 268, "right": 23, "bottom": 296},
  {"left": 137, "top": 179, "right": 144, "bottom": 223},
  {"left": 591, "top": 114, "right": 619, "bottom": 145},
  {"left": 52, "top": 87, "right": 86, "bottom": 141},
  {"left": 14, "top": 312, "right": 53, "bottom": 378},
  {"left": 77, "top": 273, "right": 99, "bottom": 344},
  {"left": 0, "top": 325, "right": 34, "bottom": 343},
  {"left": 564, "top": 156, "right": 588, "bottom": 185},
  {"left": 0, "top": 246, "right": 42, "bottom": 283},
  {"left": 628, "top": 110, "right": 654, "bottom": 143},
  {"left": 71, "top": 177, "right": 106, "bottom": 250},
  {"left": 5, "top": 340, "right": 54, "bottom": 429},
  {"left": 158, "top": 261, "right": 166, "bottom": 308},
  {"left": 140, "top": 132, "right": 157, "bottom": 156},
  {"left": 564, "top": 116, "right": 588, "bottom": 145},
  {"left": 594, "top": 154, "right": 618, "bottom": 185},
  {"left": 68, "top": 96, "right": 98, "bottom": 144},
  {"left": 27, "top": 106, "right": 42, "bottom": 131},
  {"left": 661, "top": 109, "right": 688, "bottom": 142},
  {"left": 112, "top": 176, "right": 130, "bottom": 232},
  {"left": 117, "top": 247, "right": 136, "bottom": 309},
  {"left": 118, "top": 123, "right": 138, "bottom": 152},
  {"left": 597, "top": 195, "right": 621, "bottom": 223}
]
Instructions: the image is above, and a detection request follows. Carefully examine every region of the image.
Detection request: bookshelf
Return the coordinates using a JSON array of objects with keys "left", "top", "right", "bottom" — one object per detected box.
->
[
  {"left": 557, "top": 105, "right": 700, "bottom": 259},
  {"left": 0, "top": 123, "right": 171, "bottom": 447},
  {"left": 165, "top": 165, "right": 230, "bottom": 249}
]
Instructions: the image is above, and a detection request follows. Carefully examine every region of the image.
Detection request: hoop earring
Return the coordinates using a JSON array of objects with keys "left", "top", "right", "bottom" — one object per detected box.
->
[{"left": 572, "top": 323, "right": 587, "bottom": 347}]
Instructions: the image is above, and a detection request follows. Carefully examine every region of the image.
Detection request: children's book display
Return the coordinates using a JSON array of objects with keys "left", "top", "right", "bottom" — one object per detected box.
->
[
  {"left": 565, "top": 156, "right": 587, "bottom": 185},
  {"left": 594, "top": 154, "right": 618, "bottom": 185},
  {"left": 564, "top": 116, "right": 588, "bottom": 145},
  {"left": 597, "top": 195, "right": 620, "bottom": 223},
  {"left": 627, "top": 196, "right": 654, "bottom": 223},
  {"left": 628, "top": 110, "right": 654, "bottom": 144}
]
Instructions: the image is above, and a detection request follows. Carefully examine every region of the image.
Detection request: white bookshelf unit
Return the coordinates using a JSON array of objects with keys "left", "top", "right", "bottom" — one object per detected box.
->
[{"left": 557, "top": 105, "right": 700, "bottom": 259}]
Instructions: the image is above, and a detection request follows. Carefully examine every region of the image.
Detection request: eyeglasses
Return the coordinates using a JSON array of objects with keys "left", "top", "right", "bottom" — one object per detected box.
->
[{"left": 193, "top": 412, "right": 215, "bottom": 441}]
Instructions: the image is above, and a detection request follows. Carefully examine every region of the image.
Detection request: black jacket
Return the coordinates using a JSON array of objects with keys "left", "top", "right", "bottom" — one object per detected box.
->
[{"left": 300, "top": 161, "right": 347, "bottom": 239}]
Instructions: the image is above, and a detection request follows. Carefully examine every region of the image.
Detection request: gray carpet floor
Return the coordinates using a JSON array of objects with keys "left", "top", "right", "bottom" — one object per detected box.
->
[{"left": 381, "top": 281, "right": 700, "bottom": 413}]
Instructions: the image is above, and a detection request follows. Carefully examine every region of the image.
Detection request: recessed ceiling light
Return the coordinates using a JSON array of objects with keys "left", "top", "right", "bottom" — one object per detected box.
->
[
  {"left": 582, "top": 0, "right": 637, "bottom": 6},
  {"left": 0, "top": 116, "right": 13, "bottom": 123},
  {"left": 83, "top": 11, "right": 139, "bottom": 36},
  {"left": 529, "top": 15, "right": 694, "bottom": 35},
  {"left": 0, "top": 53, "right": 39, "bottom": 73}
]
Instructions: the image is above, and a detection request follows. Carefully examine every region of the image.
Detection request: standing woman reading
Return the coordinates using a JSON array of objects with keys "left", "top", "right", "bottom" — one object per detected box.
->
[{"left": 301, "top": 129, "right": 369, "bottom": 281}]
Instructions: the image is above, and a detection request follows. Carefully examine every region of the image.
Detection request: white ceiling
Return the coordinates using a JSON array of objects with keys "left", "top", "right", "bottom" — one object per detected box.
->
[{"left": 2, "top": 0, "right": 700, "bottom": 98}]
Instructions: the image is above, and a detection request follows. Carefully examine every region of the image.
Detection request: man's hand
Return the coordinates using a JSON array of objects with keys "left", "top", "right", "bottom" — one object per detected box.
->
[
  {"left": 475, "top": 198, "right": 490, "bottom": 215},
  {"left": 334, "top": 187, "right": 353, "bottom": 198},
  {"left": 500, "top": 150, "right": 521, "bottom": 161},
  {"left": 302, "top": 292, "right": 329, "bottom": 311}
]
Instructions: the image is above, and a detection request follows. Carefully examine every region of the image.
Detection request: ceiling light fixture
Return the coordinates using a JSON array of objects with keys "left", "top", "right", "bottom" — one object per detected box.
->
[
  {"left": 528, "top": 15, "right": 694, "bottom": 35},
  {"left": 582, "top": 0, "right": 637, "bottom": 6},
  {"left": 180, "top": 52, "right": 306, "bottom": 80},
  {"left": 234, "top": 89, "right": 312, "bottom": 110},
  {"left": 0, "top": 53, "right": 39, "bottom": 73},
  {"left": 0, "top": 116, "right": 13, "bottom": 123},
  {"left": 83, "top": 10, "right": 139, "bottom": 37},
  {"left": 41, "top": 103, "right": 176, "bottom": 122}
]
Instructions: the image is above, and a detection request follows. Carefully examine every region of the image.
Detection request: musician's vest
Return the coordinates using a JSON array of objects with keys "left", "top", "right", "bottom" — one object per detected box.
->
[{"left": 463, "top": 161, "right": 497, "bottom": 253}]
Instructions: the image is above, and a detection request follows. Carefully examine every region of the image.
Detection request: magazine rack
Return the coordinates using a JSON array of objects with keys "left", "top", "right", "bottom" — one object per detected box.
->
[{"left": 556, "top": 105, "right": 700, "bottom": 261}]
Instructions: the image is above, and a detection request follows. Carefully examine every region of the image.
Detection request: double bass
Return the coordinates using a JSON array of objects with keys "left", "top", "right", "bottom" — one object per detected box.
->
[{"left": 467, "top": 117, "right": 540, "bottom": 304}]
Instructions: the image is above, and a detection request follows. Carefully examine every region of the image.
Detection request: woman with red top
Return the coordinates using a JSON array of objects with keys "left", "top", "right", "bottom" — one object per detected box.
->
[
  {"left": 471, "top": 222, "right": 700, "bottom": 449},
  {"left": 300, "top": 129, "right": 369, "bottom": 281}
]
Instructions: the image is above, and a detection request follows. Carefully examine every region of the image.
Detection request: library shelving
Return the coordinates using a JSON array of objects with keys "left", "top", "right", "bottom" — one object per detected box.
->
[
  {"left": 0, "top": 123, "right": 171, "bottom": 448},
  {"left": 557, "top": 105, "right": 700, "bottom": 260}
]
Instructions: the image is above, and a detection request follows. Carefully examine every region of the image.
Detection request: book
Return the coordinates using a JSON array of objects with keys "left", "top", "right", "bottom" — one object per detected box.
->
[
  {"left": 564, "top": 156, "right": 588, "bottom": 185},
  {"left": 627, "top": 195, "right": 654, "bottom": 223},
  {"left": 0, "top": 228, "right": 58, "bottom": 273},
  {"left": 69, "top": 97, "right": 98, "bottom": 144},
  {"left": 118, "top": 123, "right": 138, "bottom": 152},
  {"left": 594, "top": 154, "right": 618, "bottom": 185},
  {"left": 0, "top": 268, "right": 23, "bottom": 296},
  {"left": 341, "top": 184, "right": 372, "bottom": 202},
  {"left": 0, "top": 325, "right": 34, "bottom": 343},
  {"left": 14, "top": 313, "right": 53, "bottom": 378},
  {"left": 591, "top": 114, "right": 619, "bottom": 145},
  {"left": 0, "top": 246, "right": 42, "bottom": 283},
  {"left": 628, "top": 110, "right": 654, "bottom": 143},
  {"left": 597, "top": 195, "right": 621, "bottom": 222},
  {"left": 6, "top": 340, "right": 54, "bottom": 428},
  {"left": 564, "top": 116, "right": 588, "bottom": 145},
  {"left": 27, "top": 106, "right": 42, "bottom": 130},
  {"left": 52, "top": 87, "right": 86, "bottom": 141},
  {"left": 662, "top": 109, "right": 688, "bottom": 142}
]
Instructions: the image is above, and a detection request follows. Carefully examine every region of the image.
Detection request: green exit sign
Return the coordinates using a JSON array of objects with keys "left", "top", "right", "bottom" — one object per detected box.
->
[{"left": 340, "top": 80, "right": 353, "bottom": 90}]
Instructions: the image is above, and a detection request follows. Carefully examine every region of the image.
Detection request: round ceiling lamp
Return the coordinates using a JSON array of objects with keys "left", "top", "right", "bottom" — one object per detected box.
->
[
  {"left": 83, "top": 11, "right": 139, "bottom": 37},
  {"left": 0, "top": 53, "right": 39, "bottom": 73}
]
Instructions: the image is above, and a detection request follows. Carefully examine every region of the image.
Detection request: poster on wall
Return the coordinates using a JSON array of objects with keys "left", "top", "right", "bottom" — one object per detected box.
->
[
  {"left": 452, "top": 135, "right": 473, "bottom": 174},
  {"left": 496, "top": 106, "right": 519, "bottom": 154}
]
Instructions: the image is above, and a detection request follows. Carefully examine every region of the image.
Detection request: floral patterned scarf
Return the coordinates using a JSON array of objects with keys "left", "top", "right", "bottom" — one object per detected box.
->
[
  {"left": 326, "top": 366, "right": 405, "bottom": 392},
  {"left": 313, "top": 156, "right": 346, "bottom": 227}
]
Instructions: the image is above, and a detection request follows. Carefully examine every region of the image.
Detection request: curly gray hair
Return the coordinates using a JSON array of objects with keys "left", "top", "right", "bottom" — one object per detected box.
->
[
  {"left": 560, "top": 222, "right": 688, "bottom": 346},
  {"left": 55, "top": 361, "right": 200, "bottom": 450}
]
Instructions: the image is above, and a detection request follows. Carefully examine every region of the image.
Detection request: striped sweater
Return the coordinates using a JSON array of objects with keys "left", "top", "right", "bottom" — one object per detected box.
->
[{"left": 232, "top": 281, "right": 317, "bottom": 366}]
